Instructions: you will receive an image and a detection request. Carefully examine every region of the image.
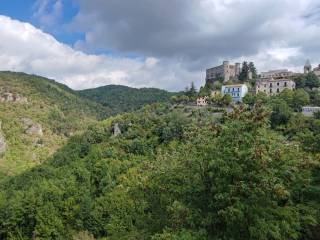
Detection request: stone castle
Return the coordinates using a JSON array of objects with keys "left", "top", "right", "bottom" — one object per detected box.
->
[
  {"left": 304, "top": 59, "right": 320, "bottom": 78},
  {"left": 206, "top": 61, "right": 241, "bottom": 83},
  {"left": 206, "top": 59, "right": 320, "bottom": 85}
]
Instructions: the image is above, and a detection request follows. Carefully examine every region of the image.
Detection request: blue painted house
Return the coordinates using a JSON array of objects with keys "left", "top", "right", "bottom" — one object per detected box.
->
[{"left": 221, "top": 84, "right": 248, "bottom": 102}]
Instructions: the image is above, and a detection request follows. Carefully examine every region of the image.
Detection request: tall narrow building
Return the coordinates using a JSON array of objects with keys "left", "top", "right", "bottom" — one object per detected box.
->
[{"left": 304, "top": 59, "right": 312, "bottom": 74}]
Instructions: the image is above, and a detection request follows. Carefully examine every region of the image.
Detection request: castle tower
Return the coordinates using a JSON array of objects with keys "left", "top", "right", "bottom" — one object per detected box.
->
[
  {"left": 223, "top": 61, "right": 230, "bottom": 82},
  {"left": 304, "top": 59, "right": 312, "bottom": 74},
  {"left": 235, "top": 62, "right": 241, "bottom": 76}
]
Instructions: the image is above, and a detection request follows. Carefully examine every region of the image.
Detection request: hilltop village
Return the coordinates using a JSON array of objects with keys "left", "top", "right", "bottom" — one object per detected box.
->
[{"left": 185, "top": 60, "right": 320, "bottom": 117}]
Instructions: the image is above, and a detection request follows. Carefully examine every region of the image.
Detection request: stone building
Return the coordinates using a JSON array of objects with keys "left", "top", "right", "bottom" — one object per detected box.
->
[
  {"left": 206, "top": 61, "right": 241, "bottom": 83},
  {"left": 304, "top": 60, "right": 312, "bottom": 74},
  {"left": 302, "top": 59, "right": 320, "bottom": 78},
  {"left": 260, "top": 69, "right": 297, "bottom": 80},
  {"left": 255, "top": 78, "right": 295, "bottom": 96},
  {"left": 221, "top": 84, "right": 248, "bottom": 102},
  {"left": 197, "top": 97, "right": 208, "bottom": 106},
  {"left": 312, "top": 64, "right": 320, "bottom": 78},
  {"left": 302, "top": 106, "right": 320, "bottom": 117}
]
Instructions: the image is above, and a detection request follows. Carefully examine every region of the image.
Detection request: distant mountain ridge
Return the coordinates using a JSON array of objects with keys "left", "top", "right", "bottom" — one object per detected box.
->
[
  {"left": 77, "top": 84, "right": 176, "bottom": 114},
  {"left": 0, "top": 72, "right": 177, "bottom": 177}
]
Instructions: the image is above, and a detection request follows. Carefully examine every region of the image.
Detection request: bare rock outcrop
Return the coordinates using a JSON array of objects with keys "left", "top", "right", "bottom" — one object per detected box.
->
[
  {"left": 0, "top": 122, "right": 6, "bottom": 155},
  {"left": 113, "top": 123, "right": 121, "bottom": 137},
  {"left": 22, "top": 118, "right": 43, "bottom": 136},
  {"left": 0, "top": 134, "right": 5, "bottom": 155},
  {"left": 32, "top": 138, "right": 44, "bottom": 147},
  {"left": 0, "top": 92, "right": 27, "bottom": 103}
]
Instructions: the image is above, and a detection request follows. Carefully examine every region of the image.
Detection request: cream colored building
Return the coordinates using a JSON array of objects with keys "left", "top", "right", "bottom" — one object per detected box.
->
[
  {"left": 313, "top": 64, "right": 320, "bottom": 78},
  {"left": 197, "top": 97, "right": 208, "bottom": 106},
  {"left": 206, "top": 61, "right": 241, "bottom": 83},
  {"left": 260, "top": 69, "right": 297, "bottom": 79},
  {"left": 255, "top": 78, "right": 295, "bottom": 96}
]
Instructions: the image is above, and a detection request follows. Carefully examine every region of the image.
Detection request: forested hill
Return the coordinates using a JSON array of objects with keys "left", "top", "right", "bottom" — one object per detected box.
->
[
  {"left": 0, "top": 103, "right": 319, "bottom": 239},
  {"left": 0, "top": 72, "right": 111, "bottom": 176},
  {"left": 77, "top": 85, "right": 176, "bottom": 113}
]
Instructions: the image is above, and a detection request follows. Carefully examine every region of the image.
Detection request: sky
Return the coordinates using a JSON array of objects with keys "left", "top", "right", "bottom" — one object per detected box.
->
[{"left": 0, "top": 0, "right": 320, "bottom": 91}]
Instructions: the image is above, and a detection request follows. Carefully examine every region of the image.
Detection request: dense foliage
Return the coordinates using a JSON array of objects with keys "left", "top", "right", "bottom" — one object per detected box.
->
[
  {"left": 78, "top": 85, "right": 176, "bottom": 114},
  {"left": 0, "top": 102, "right": 319, "bottom": 239},
  {"left": 0, "top": 72, "right": 111, "bottom": 176}
]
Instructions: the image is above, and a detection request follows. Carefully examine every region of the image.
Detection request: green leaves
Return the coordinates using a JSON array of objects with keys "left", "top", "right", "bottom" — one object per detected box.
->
[{"left": 0, "top": 103, "right": 319, "bottom": 239}]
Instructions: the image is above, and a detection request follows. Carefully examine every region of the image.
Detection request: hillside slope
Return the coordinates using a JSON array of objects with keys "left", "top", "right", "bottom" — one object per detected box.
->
[
  {"left": 0, "top": 104, "right": 319, "bottom": 239},
  {"left": 78, "top": 85, "right": 176, "bottom": 113},
  {"left": 0, "top": 71, "right": 111, "bottom": 176}
]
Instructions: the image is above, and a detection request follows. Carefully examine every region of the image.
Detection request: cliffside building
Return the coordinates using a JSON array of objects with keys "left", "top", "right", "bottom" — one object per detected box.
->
[
  {"left": 206, "top": 61, "right": 241, "bottom": 83},
  {"left": 255, "top": 78, "right": 295, "bottom": 96},
  {"left": 312, "top": 64, "right": 320, "bottom": 78},
  {"left": 197, "top": 97, "right": 208, "bottom": 106},
  {"left": 304, "top": 60, "right": 312, "bottom": 74},
  {"left": 302, "top": 106, "right": 320, "bottom": 117},
  {"left": 260, "top": 69, "right": 297, "bottom": 80},
  {"left": 221, "top": 84, "right": 248, "bottom": 102}
]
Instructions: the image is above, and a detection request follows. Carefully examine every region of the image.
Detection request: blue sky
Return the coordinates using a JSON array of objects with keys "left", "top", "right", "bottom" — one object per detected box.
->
[
  {"left": 0, "top": 0, "right": 82, "bottom": 45},
  {"left": 0, "top": 0, "right": 319, "bottom": 90}
]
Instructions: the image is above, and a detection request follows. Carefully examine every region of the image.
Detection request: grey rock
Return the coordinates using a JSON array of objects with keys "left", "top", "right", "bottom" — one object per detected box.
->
[
  {"left": 32, "top": 138, "right": 44, "bottom": 147},
  {"left": 0, "top": 133, "right": 6, "bottom": 155},
  {"left": 113, "top": 123, "right": 121, "bottom": 136},
  {"left": 0, "top": 121, "right": 6, "bottom": 155},
  {"left": 0, "top": 92, "right": 27, "bottom": 103},
  {"left": 22, "top": 118, "right": 43, "bottom": 136}
]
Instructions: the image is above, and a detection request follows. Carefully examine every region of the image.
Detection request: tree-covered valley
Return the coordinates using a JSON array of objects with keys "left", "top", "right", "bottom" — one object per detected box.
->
[
  {"left": 78, "top": 85, "right": 177, "bottom": 114},
  {"left": 0, "top": 72, "right": 320, "bottom": 239}
]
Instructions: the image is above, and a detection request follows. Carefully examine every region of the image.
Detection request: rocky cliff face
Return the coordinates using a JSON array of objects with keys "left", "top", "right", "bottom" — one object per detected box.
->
[
  {"left": 113, "top": 123, "right": 121, "bottom": 136},
  {"left": 0, "top": 92, "right": 27, "bottom": 103},
  {"left": 21, "top": 118, "right": 43, "bottom": 136},
  {"left": 0, "top": 134, "right": 6, "bottom": 155},
  {"left": 0, "top": 122, "right": 6, "bottom": 155}
]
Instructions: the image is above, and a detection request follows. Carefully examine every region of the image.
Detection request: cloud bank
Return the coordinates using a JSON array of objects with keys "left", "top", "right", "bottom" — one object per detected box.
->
[
  {"left": 0, "top": 15, "right": 199, "bottom": 90},
  {"left": 1, "top": 0, "right": 320, "bottom": 90}
]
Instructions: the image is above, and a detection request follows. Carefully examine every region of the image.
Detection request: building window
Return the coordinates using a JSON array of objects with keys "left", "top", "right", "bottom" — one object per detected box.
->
[
  {"left": 270, "top": 83, "right": 272, "bottom": 87},
  {"left": 237, "top": 88, "right": 240, "bottom": 91},
  {"left": 264, "top": 84, "right": 267, "bottom": 88},
  {"left": 284, "top": 82, "right": 287, "bottom": 87},
  {"left": 270, "top": 89, "right": 272, "bottom": 93},
  {"left": 277, "top": 82, "right": 280, "bottom": 86},
  {"left": 277, "top": 89, "right": 280, "bottom": 93}
]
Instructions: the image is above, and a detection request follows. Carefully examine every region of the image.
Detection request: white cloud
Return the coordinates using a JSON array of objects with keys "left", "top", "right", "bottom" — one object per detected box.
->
[
  {"left": 71, "top": 0, "right": 320, "bottom": 74},
  {"left": 0, "top": 15, "right": 199, "bottom": 91},
  {"left": 267, "top": 47, "right": 302, "bottom": 62},
  {"left": 2, "top": 0, "right": 320, "bottom": 91}
]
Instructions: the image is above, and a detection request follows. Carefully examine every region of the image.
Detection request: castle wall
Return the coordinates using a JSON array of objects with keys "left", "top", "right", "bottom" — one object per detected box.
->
[{"left": 206, "top": 61, "right": 240, "bottom": 83}]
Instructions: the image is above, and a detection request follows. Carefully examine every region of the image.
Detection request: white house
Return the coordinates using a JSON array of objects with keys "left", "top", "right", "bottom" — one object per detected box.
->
[
  {"left": 302, "top": 106, "right": 320, "bottom": 117},
  {"left": 221, "top": 84, "right": 248, "bottom": 102}
]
